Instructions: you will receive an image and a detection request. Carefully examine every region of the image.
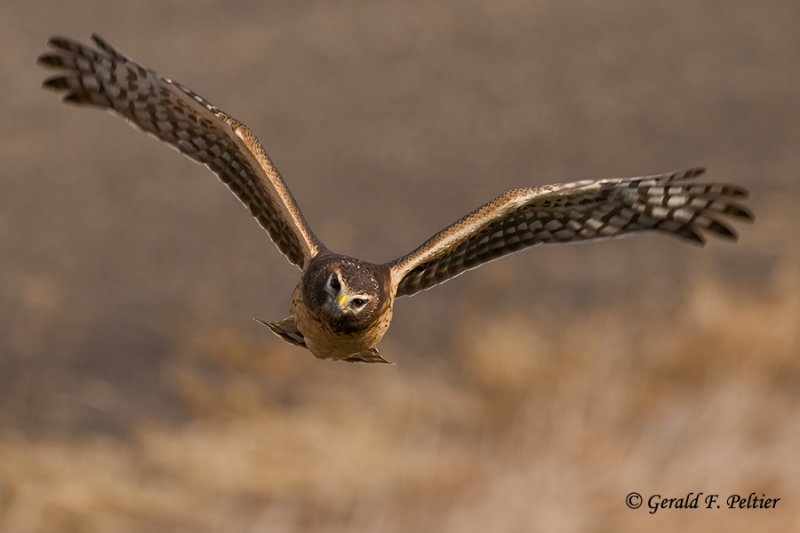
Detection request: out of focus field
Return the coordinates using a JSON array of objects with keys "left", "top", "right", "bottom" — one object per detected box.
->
[{"left": 1, "top": 2, "right": 797, "bottom": 531}]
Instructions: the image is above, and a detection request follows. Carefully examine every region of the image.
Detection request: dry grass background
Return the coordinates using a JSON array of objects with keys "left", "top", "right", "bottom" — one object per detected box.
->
[{"left": 1, "top": 1, "right": 798, "bottom": 531}]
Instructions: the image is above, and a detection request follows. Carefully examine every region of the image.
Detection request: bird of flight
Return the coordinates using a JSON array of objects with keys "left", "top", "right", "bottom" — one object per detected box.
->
[{"left": 38, "top": 35, "right": 753, "bottom": 363}]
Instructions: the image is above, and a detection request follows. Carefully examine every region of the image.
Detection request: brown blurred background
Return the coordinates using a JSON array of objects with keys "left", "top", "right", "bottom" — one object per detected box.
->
[{"left": 1, "top": 1, "right": 798, "bottom": 531}]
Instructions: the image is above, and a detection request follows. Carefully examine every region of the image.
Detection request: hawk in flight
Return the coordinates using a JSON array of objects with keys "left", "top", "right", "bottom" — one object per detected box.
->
[{"left": 38, "top": 35, "right": 753, "bottom": 363}]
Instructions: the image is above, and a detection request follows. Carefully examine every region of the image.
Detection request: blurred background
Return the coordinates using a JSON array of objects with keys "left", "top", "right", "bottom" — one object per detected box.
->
[{"left": 1, "top": 1, "right": 798, "bottom": 531}]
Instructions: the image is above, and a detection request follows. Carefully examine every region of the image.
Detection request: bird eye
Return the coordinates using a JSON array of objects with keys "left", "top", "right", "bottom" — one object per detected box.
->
[
  {"left": 328, "top": 274, "right": 341, "bottom": 292},
  {"left": 351, "top": 298, "right": 367, "bottom": 308}
]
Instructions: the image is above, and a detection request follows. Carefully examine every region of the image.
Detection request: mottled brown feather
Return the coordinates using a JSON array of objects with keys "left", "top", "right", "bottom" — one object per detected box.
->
[
  {"left": 37, "top": 35, "right": 755, "bottom": 362},
  {"left": 38, "top": 34, "right": 320, "bottom": 268},
  {"left": 388, "top": 168, "right": 753, "bottom": 297}
]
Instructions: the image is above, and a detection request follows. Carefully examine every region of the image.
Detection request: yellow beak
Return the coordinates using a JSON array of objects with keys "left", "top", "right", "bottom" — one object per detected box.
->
[{"left": 337, "top": 294, "right": 348, "bottom": 307}]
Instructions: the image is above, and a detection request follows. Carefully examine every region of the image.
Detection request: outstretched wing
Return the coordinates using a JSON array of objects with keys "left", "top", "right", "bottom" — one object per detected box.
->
[
  {"left": 388, "top": 168, "right": 753, "bottom": 297},
  {"left": 38, "top": 34, "right": 321, "bottom": 269}
]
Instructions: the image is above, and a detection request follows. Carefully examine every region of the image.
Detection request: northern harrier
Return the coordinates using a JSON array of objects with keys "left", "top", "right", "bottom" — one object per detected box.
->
[{"left": 38, "top": 35, "right": 753, "bottom": 363}]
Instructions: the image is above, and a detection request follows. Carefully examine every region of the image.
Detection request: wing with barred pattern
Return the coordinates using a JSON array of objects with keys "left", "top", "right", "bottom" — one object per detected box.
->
[
  {"left": 38, "top": 34, "right": 321, "bottom": 268},
  {"left": 388, "top": 168, "right": 753, "bottom": 297}
]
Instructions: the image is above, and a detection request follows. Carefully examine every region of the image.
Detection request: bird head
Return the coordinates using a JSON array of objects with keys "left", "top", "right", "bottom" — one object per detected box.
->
[{"left": 303, "top": 256, "right": 389, "bottom": 334}]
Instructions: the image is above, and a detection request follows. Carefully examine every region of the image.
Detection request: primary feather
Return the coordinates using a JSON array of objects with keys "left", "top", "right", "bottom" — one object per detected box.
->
[
  {"left": 38, "top": 34, "right": 320, "bottom": 268},
  {"left": 389, "top": 168, "right": 753, "bottom": 297}
]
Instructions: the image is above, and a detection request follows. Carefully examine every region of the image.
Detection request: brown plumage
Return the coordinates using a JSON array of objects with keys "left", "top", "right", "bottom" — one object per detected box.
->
[
  {"left": 38, "top": 35, "right": 754, "bottom": 363},
  {"left": 38, "top": 34, "right": 319, "bottom": 268}
]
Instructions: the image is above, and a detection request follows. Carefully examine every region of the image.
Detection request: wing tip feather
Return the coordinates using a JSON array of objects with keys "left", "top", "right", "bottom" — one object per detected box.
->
[
  {"left": 46, "top": 35, "right": 76, "bottom": 50},
  {"left": 41, "top": 74, "right": 69, "bottom": 90},
  {"left": 706, "top": 219, "right": 739, "bottom": 241},
  {"left": 91, "top": 33, "right": 122, "bottom": 57},
  {"left": 685, "top": 166, "right": 706, "bottom": 179}
]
